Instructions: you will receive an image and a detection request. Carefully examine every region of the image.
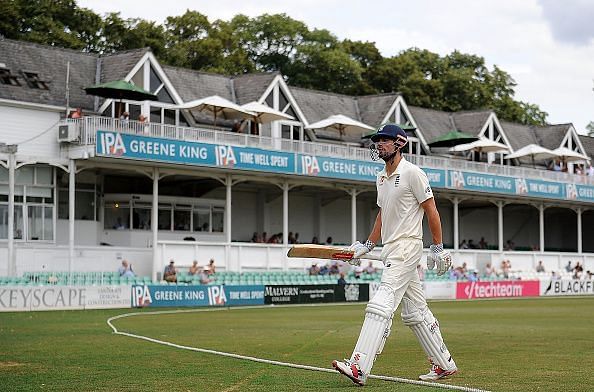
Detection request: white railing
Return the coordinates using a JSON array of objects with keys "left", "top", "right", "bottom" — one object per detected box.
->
[
  {"left": 5, "top": 241, "right": 594, "bottom": 279},
  {"left": 157, "top": 241, "right": 594, "bottom": 274},
  {"left": 63, "top": 116, "right": 594, "bottom": 185}
]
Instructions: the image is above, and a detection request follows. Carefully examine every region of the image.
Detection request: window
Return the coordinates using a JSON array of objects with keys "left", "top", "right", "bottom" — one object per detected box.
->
[
  {"left": 129, "top": 104, "right": 141, "bottom": 121},
  {"left": 212, "top": 207, "right": 224, "bottom": 232},
  {"left": 158, "top": 205, "right": 171, "bottom": 230},
  {"left": 282, "top": 124, "right": 291, "bottom": 139},
  {"left": 284, "top": 106, "right": 297, "bottom": 119},
  {"left": 293, "top": 126, "right": 302, "bottom": 141},
  {"left": 58, "top": 190, "right": 67, "bottom": 219},
  {"left": 103, "top": 196, "right": 225, "bottom": 234},
  {"left": 131, "top": 69, "right": 143, "bottom": 89},
  {"left": 115, "top": 102, "right": 126, "bottom": 117},
  {"left": 150, "top": 106, "right": 161, "bottom": 123},
  {"left": 0, "top": 204, "right": 7, "bottom": 239},
  {"left": 58, "top": 188, "right": 96, "bottom": 221},
  {"left": 101, "top": 103, "right": 113, "bottom": 117},
  {"left": 164, "top": 109, "right": 176, "bottom": 125},
  {"left": 265, "top": 92, "right": 274, "bottom": 107},
  {"left": 396, "top": 107, "right": 410, "bottom": 125},
  {"left": 75, "top": 191, "right": 95, "bottom": 220},
  {"left": 28, "top": 205, "right": 43, "bottom": 240},
  {"left": 149, "top": 66, "right": 174, "bottom": 104},
  {"left": 13, "top": 205, "right": 23, "bottom": 239},
  {"left": 21, "top": 71, "right": 50, "bottom": 90},
  {"left": 104, "top": 202, "right": 130, "bottom": 230},
  {"left": 157, "top": 88, "right": 174, "bottom": 104},
  {"left": 16, "top": 166, "right": 34, "bottom": 184},
  {"left": 149, "top": 67, "right": 162, "bottom": 92},
  {"left": 281, "top": 124, "right": 302, "bottom": 140},
  {"left": 132, "top": 202, "right": 151, "bottom": 230},
  {"left": 0, "top": 166, "right": 55, "bottom": 241},
  {"left": 44, "top": 207, "right": 53, "bottom": 241},
  {"left": 0, "top": 68, "right": 20, "bottom": 86},
  {"left": 192, "top": 208, "right": 209, "bottom": 232},
  {"left": 36, "top": 167, "right": 52, "bottom": 185},
  {"left": 173, "top": 205, "right": 191, "bottom": 231},
  {"left": 179, "top": 115, "right": 189, "bottom": 127},
  {"left": 279, "top": 90, "right": 289, "bottom": 111}
]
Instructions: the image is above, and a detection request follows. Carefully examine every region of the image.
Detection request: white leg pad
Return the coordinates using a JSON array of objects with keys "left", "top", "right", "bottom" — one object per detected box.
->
[
  {"left": 350, "top": 284, "right": 395, "bottom": 375},
  {"left": 401, "top": 298, "right": 456, "bottom": 371}
]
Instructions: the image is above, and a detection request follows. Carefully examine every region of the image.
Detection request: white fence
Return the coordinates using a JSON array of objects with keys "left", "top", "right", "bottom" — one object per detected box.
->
[
  {"left": 2, "top": 241, "right": 593, "bottom": 279},
  {"left": 157, "top": 241, "right": 594, "bottom": 274}
]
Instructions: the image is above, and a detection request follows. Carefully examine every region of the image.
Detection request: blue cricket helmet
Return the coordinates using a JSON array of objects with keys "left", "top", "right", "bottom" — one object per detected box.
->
[{"left": 370, "top": 123, "right": 408, "bottom": 142}]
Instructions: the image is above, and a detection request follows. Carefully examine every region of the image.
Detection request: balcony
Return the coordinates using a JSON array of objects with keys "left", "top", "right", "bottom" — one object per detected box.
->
[{"left": 61, "top": 116, "right": 594, "bottom": 186}]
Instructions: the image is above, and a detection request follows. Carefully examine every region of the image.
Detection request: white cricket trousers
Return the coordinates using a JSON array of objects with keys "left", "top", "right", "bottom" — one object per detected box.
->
[{"left": 380, "top": 238, "right": 426, "bottom": 311}]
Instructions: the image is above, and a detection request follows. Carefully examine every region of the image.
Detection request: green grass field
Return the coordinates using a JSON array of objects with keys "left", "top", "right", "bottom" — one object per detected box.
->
[{"left": 1, "top": 297, "right": 593, "bottom": 391}]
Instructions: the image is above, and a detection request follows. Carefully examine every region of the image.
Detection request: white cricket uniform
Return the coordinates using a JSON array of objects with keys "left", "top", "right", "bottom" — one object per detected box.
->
[
  {"left": 345, "top": 157, "right": 456, "bottom": 378},
  {"left": 376, "top": 157, "right": 433, "bottom": 310}
]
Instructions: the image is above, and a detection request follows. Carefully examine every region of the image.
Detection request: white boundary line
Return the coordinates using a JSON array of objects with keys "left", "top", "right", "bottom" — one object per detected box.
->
[{"left": 107, "top": 305, "right": 490, "bottom": 392}]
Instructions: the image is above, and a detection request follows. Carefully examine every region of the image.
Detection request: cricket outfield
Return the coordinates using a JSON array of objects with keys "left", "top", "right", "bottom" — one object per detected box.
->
[{"left": 0, "top": 297, "right": 592, "bottom": 391}]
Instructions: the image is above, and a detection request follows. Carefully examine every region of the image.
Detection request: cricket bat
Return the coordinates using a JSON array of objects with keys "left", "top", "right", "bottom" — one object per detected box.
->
[{"left": 287, "top": 244, "right": 384, "bottom": 262}]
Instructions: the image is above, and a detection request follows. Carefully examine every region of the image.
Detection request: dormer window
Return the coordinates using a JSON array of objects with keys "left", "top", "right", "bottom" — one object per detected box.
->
[
  {"left": 0, "top": 67, "right": 21, "bottom": 86},
  {"left": 21, "top": 71, "right": 50, "bottom": 90}
]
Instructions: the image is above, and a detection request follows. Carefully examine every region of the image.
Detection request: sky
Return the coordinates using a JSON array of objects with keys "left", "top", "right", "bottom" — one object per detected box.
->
[{"left": 77, "top": 0, "right": 594, "bottom": 134}]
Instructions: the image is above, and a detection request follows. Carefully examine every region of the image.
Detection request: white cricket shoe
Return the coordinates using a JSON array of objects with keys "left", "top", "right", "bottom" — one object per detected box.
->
[
  {"left": 419, "top": 359, "right": 458, "bottom": 381},
  {"left": 332, "top": 359, "right": 367, "bottom": 386}
]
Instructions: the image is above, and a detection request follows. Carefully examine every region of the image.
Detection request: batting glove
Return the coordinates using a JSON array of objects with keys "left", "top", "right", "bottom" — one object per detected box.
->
[
  {"left": 348, "top": 240, "right": 375, "bottom": 266},
  {"left": 428, "top": 243, "right": 452, "bottom": 276}
]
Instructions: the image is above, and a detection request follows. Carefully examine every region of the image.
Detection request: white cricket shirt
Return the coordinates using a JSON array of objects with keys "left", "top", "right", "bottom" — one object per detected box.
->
[{"left": 376, "top": 158, "right": 433, "bottom": 245}]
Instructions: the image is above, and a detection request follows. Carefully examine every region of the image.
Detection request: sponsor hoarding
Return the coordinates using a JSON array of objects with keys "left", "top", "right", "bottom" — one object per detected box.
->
[
  {"left": 456, "top": 280, "right": 540, "bottom": 300},
  {"left": 84, "top": 285, "right": 132, "bottom": 309},
  {"left": 131, "top": 285, "right": 265, "bottom": 308},
  {"left": 131, "top": 285, "right": 210, "bottom": 307},
  {"left": 0, "top": 285, "right": 131, "bottom": 312},
  {"left": 540, "top": 279, "right": 594, "bottom": 296},
  {"left": 264, "top": 284, "right": 369, "bottom": 304},
  {"left": 96, "top": 131, "right": 295, "bottom": 174},
  {"left": 225, "top": 285, "right": 265, "bottom": 306},
  {"left": 96, "top": 131, "right": 594, "bottom": 203},
  {"left": 297, "top": 155, "right": 382, "bottom": 181}
]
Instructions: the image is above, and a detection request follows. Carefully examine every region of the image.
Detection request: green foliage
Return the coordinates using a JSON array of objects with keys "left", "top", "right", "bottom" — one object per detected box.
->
[
  {"left": 233, "top": 13, "right": 310, "bottom": 72},
  {"left": 0, "top": 0, "right": 21, "bottom": 39},
  {"left": 586, "top": 121, "right": 594, "bottom": 137},
  {"left": 2, "top": 0, "right": 102, "bottom": 50},
  {"left": 289, "top": 45, "right": 364, "bottom": 94},
  {"left": 100, "top": 13, "right": 166, "bottom": 57},
  {"left": 0, "top": 2, "right": 548, "bottom": 125},
  {"left": 342, "top": 39, "right": 383, "bottom": 69}
]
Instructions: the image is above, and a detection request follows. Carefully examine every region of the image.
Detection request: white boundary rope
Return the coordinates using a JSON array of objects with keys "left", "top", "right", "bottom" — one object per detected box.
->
[{"left": 107, "top": 306, "right": 490, "bottom": 392}]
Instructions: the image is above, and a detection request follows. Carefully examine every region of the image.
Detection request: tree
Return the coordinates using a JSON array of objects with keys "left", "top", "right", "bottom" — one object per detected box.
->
[
  {"left": 1, "top": 0, "right": 102, "bottom": 51},
  {"left": 366, "top": 48, "right": 547, "bottom": 125},
  {"left": 231, "top": 13, "right": 309, "bottom": 72},
  {"left": 341, "top": 40, "right": 382, "bottom": 69},
  {"left": 101, "top": 18, "right": 167, "bottom": 57},
  {"left": 289, "top": 45, "right": 364, "bottom": 94},
  {"left": 0, "top": 0, "right": 23, "bottom": 39},
  {"left": 586, "top": 121, "right": 594, "bottom": 137},
  {"left": 2, "top": 7, "right": 548, "bottom": 125},
  {"left": 366, "top": 50, "right": 444, "bottom": 108},
  {"left": 162, "top": 11, "right": 225, "bottom": 70},
  {"left": 206, "top": 19, "right": 255, "bottom": 75}
]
